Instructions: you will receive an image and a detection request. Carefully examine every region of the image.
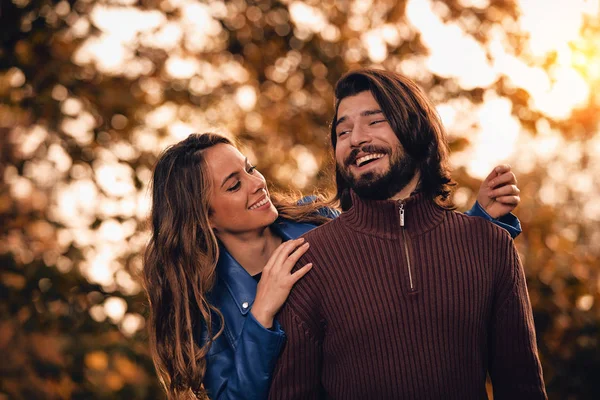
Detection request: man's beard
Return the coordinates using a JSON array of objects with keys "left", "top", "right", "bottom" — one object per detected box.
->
[{"left": 337, "top": 146, "right": 418, "bottom": 201}]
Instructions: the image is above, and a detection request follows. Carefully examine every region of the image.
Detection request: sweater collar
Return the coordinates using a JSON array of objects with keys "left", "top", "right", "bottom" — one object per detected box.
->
[{"left": 340, "top": 190, "right": 446, "bottom": 238}]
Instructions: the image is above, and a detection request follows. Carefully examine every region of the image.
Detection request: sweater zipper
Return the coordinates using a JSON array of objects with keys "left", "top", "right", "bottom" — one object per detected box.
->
[{"left": 399, "top": 202, "right": 415, "bottom": 292}]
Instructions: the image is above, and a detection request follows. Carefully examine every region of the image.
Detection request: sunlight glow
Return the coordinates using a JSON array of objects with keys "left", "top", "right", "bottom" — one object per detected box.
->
[
  {"left": 406, "top": 0, "right": 497, "bottom": 89},
  {"left": 289, "top": 2, "right": 329, "bottom": 34},
  {"left": 142, "top": 21, "right": 182, "bottom": 51},
  {"left": 84, "top": 248, "right": 117, "bottom": 287},
  {"left": 362, "top": 30, "right": 388, "bottom": 63},
  {"left": 466, "top": 95, "right": 520, "bottom": 178},
  {"left": 17, "top": 125, "right": 48, "bottom": 157},
  {"left": 168, "top": 121, "right": 196, "bottom": 140},
  {"left": 179, "top": 1, "right": 225, "bottom": 53},
  {"left": 8, "top": 68, "right": 26, "bottom": 87},
  {"left": 104, "top": 297, "right": 127, "bottom": 323},
  {"left": 73, "top": 35, "right": 129, "bottom": 74},
  {"left": 60, "top": 112, "right": 95, "bottom": 145},
  {"left": 145, "top": 102, "right": 178, "bottom": 129},
  {"left": 90, "top": 5, "right": 165, "bottom": 41},
  {"left": 89, "top": 304, "right": 107, "bottom": 322},
  {"left": 518, "top": 0, "right": 586, "bottom": 57},
  {"left": 116, "top": 270, "right": 140, "bottom": 296},
  {"left": 406, "top": 0, "right": 599, "bottom": 179},
  {"left": 165, "top": 56, "right": 199, "bottom": 79},
  {"left": 291, "top": 145, "right": 319, "bottom": 179},
  {"left": 533, "top": 67, "right": 590, "bottom": 119},
  {"left": 47, "top": 143, "right": 73, "bottom": 173},
  {"left": 53, "top": 180, "right": 98, "bottom": 228},
  {"left": 577, "top": 294, "right": 594, "bottom": 311},
  {"left": 121, "top": 313, "right": 145, "bottom": 336},
  {"left": 457, "top": 0, "right": 490, "bottom": 8},
  {"left": 94, "top": 162, "right": 136, "bottom": 197},
  {"left": 235, "top": 85, "right": 257, "bottom": 111},
  {"left": 408, "top": 0, "right": 596, "bottom": 121},
  {"left": 61, "top": 98, "right": 83, "bottom": 116},
  {"left": 98, "top": 219, "right": 130, "bottom": 243}
]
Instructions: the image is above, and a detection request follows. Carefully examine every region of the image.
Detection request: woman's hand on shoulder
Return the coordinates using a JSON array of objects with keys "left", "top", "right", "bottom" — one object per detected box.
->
[{"left": 251, "top": 238, "right": 312, "bottom": 329}]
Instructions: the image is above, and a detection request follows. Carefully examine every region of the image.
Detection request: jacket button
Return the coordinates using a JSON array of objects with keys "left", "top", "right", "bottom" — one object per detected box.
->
[{"left": 242, "top": 302, "right": 249, "bottom": 309}]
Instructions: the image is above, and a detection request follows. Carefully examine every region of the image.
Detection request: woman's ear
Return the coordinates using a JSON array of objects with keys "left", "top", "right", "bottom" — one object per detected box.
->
[{"left": 207, "top": 210, "right": 218, "bottom": 232}]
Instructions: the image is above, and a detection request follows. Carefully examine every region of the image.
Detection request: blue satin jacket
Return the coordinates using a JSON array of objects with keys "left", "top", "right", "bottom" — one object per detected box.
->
[{"left": 201, "top": 202, "right": 521, "bottom": 399}]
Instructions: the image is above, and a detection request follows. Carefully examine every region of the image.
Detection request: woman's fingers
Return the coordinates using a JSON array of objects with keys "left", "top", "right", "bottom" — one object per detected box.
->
[
  {"left": 289, "top": 263, "right": 313, "bottom": 284},
  {"left": 263, "top": 238, "right": 288, "bottom": 272},
  {"left": 283, "top": 242, "right": 310, "bottom": 272},
  {"left": 495, "top": 195, "right": 520, "bottom": 205},
  {"left": 263, "top": 237, "right": 311, "bottom": 279},
  {"left": 489, "top": 170, "right": 517, "bottom": 188},
  {"left": 268, "top": 238, "right": 304, "bottom": 271},
  {"left": 483, "top": 164, "right": 510, "bottom": 186},
  {"left": 489, "top": 184, "right": 520, "bottom": 199},
  {"left": 272, "top": 239, "right": 309, "bottom": 273},
  {"left": 482, "top": 166, "right": 500, "bottom": 187}
]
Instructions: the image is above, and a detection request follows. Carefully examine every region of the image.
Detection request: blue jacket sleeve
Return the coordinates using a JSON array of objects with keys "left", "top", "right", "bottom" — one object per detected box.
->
[
  {"left": 204, "top": 312, "right": 286, "bottom": 400},
  {"left": 465, "top": 201, "right": 522, "bottom": 239}
]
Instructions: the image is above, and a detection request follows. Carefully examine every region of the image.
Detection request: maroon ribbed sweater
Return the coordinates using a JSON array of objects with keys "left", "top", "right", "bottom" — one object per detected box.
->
[{"left": 268, "top": 191, "right": 546, "bottom": 400}]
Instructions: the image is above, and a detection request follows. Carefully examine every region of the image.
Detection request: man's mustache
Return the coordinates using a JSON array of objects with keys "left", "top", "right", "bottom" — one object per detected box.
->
[{"left": 344, "top": 145, "right": 391, "bottom": 167}]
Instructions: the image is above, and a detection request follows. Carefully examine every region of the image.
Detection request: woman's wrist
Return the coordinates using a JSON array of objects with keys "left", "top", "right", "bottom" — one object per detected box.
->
[{"left": 250, "top": 304, "right": 274, "bottom": 329}]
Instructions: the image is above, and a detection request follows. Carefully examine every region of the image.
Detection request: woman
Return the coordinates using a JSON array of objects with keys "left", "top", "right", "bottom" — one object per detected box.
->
[{"left": 143, "top": 133, "right": 521, "bottom": 400}]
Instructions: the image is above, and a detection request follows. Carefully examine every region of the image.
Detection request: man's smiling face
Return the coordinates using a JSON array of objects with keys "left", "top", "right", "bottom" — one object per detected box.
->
[
  {"left": 334, "top": 90, "right": 417, "bottom": 200},
  {"left": 334, "top": 90, "right": 398, "bottom": 178}
]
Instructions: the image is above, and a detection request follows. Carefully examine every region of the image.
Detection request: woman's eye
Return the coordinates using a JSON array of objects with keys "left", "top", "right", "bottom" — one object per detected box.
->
[
  {"left": 248, "top": 166, "right": 257, "bottom": 173},
  {"left": 228, "top": 181, "right": 241, "bottom": 192},
  {"left": 369, "top": 119, "right": 387, "bottom": 126}
]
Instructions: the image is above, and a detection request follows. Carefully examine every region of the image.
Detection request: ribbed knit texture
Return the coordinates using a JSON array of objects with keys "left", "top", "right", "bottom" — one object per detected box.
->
[{"left": 268, "top": 191, "right": 546, "bottom": 400}]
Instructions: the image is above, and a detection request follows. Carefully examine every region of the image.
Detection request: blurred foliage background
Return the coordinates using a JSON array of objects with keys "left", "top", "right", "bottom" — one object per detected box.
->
[{"left": 0, "top": 0, "right": 599, "bottom": 399}]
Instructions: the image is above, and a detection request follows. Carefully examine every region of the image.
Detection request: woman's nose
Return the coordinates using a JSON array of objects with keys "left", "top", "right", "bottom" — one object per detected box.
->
[{"left": 248, "top": 173, "right": 266, "bottom": 193}]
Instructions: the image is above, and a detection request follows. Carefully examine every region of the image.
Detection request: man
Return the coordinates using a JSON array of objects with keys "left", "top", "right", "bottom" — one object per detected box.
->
[{"left": 268, "top": 69, "right": 546, "bottom": 399}]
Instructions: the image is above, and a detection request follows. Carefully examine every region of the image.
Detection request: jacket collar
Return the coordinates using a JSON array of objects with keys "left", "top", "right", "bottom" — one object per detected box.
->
[
  {"left": 215, "top": 247, "right": 257, "bottom": 315},
  {"left": 215, "top": 219, "right": 317, "bottom": 315},
  {"left": 339, "top": 190, "right": 446, "bottom": 239}
]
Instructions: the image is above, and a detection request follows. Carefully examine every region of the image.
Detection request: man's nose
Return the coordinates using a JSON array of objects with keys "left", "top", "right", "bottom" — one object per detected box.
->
[{"left": 349, "top": 126, "right": 371, "bottom": 148}]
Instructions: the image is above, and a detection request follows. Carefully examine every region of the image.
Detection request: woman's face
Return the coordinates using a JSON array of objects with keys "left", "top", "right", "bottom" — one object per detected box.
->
[{"left": 205, "top": 143, "right": 278, "bottom": 235}]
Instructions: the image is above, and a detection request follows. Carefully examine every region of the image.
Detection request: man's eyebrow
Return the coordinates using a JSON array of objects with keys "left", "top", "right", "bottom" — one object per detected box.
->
[
  {"left": 335, "top": 109, "right": 383, "bottom": 127},
  {"left": 361, "top": 109, "right": 383, "bottom": 117},
  {"left": 220, "top": 158, "right": 248, "bottom": 188},
  {"left": 335, "top": 115, "right": 348, "bottom": 127}
]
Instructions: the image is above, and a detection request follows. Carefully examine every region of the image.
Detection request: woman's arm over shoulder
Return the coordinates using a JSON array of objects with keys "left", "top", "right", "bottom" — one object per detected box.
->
[{"left": 465, "top": 201, "right": 522, "bottom": 239}]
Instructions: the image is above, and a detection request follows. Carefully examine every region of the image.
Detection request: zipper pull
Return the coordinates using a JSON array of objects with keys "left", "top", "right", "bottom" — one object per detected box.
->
[{"left": 399, "top": 203, "right": 405, "bottom": 227}]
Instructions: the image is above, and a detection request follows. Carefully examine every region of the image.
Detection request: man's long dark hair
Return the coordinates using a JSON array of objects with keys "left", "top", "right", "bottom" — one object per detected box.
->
[{"left": 330, "top": 68, "right": 456, "bottom": 211}]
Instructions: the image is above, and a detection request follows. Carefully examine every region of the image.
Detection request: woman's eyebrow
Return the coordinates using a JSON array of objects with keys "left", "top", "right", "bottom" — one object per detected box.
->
[{"left": 220, "top": 158, "right": 248, "bottom": 188}]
